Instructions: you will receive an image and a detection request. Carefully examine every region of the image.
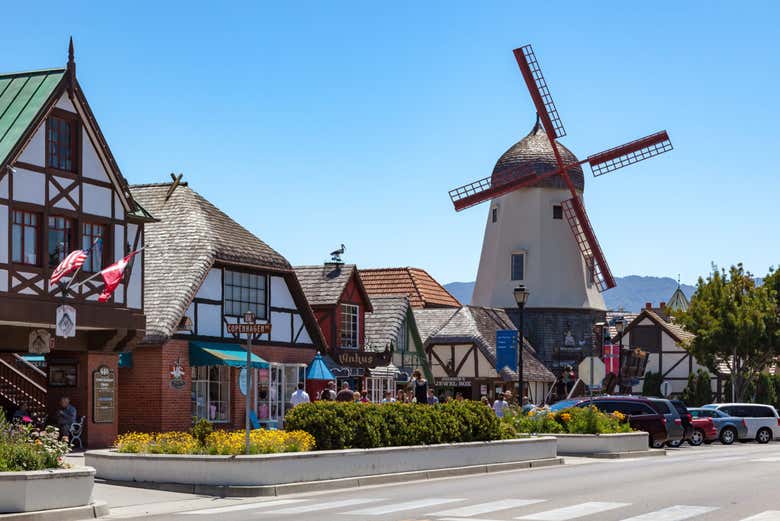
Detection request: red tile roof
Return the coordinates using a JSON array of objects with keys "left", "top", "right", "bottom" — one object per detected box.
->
[{"left": 359, "top": 267, "right": 461, "bottom": 309}]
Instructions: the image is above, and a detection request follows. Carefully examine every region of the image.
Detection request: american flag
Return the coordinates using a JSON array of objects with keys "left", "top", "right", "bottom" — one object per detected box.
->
[{"left": 49, "top": 249, "right": 88, "bottom": 286}]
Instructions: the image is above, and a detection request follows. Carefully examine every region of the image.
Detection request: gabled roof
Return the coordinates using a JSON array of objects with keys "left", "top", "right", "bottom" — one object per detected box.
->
[
  {"left": 413, "top": 306, "right": 555, "bottom": 383},
  {"left": 359, "top": 267, "right": 461, "bottom": 309},
  {"left": 0, "top": 68, "right": 65, "bottom": 167},
  {"left": 131, "top": 184, "right": 321, "bottom": 343},
  {"left": 365, "top": 295, "right": 409, "bottom": 351},
  {"left": 294, "top": 264, "right": 373, "bottom": 311},
  {"left": 616, "top": 308, "right": 695, "bottom": 346}
]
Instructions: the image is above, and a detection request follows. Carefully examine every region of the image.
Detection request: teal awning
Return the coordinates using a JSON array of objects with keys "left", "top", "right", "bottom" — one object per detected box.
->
[
  {"left": 189, "top": 341, "right": 269, "bottom": 369},
  {"left": 307, "top": 352, "right": 335, "bottom": 381},
  {"left": 22, "top": 355, "right": 45, "bottom": 363}
]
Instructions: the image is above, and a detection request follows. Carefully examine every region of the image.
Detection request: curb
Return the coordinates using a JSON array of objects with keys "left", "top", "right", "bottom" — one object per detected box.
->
[
  {"left": 97, "top": 457, "right": 564, "bottom": 497},
  {"left": 584, "top": 449, "right": 667, "bottom": 459},
  {"left": 0, "top": 501, "right": 109, "bottom": 521}
]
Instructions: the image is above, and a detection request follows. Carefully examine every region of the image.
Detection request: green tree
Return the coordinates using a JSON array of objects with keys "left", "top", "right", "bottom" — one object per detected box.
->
[
  {"left": 756, "top": 372, "right": 777, "bottom": 406},
  {"left": 642, "top": 371, "right": 662, "bottom": 397},
  {"left": 694, "top": 369, "right": 712, "bottom": 405},
  {"left": 676, "top": 264, "right": 778, "bottom": 402}
]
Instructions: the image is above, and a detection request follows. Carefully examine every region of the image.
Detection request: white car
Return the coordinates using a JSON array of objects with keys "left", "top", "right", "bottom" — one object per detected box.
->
[{"left": 702, "top": 403, "right": 780, "bottom": 443}]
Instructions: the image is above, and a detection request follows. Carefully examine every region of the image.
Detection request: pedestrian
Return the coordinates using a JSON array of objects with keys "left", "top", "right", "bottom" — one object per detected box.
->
[
  {"left": 455, "top": 392, "right": 464, "bottom": 401},
  {"left": 336, "top": 381, "right": 354, "bottom": 402},
  {"left": 319, "top": 381, "right": 337, "bottom": 401},
  {"left": 360, "top": 391, "right": 370, "bottom": 403},
  {"left": 55, "top": 396, "right": 77, "bottom": 439},
  {"left": 480, "top": 396, "right": 490, "bottom": 407},
  {"left": 290, "top": 383, "right": 310, "bottom": 407},
  {"left": 382, "top": 391, "right": 395, "bottom": 403},
  {"left": 412, "top": 369, "right": 428, "bottom": 404},
  {"left": 492, "top": 392, "right": 510, "bottom": 418},
  {"left": 12, "top": 401, "right": 31, "bottom": 423},
  {"left": 427, "top": 389, "right": 439, "bottom": 405},
  {"left": 521, "top": 396, "right": 535, "bottom": 414},
  {"left": 396, "top": 389, "right": 406, "bottom": 403},
  {"left": 353, "top": 390, "right": 362, "bottom": 403}
]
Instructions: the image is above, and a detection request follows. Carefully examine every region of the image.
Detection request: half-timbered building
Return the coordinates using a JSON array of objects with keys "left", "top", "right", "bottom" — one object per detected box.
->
[
  {"left": 0, "top": 42, "right": 152, "bottom": 447},
  {"left": 414, "top": 306, "right": 554, "bottom": 402},
  {"left": 118, "top": 183, "right": 325, "bottom": 432}
]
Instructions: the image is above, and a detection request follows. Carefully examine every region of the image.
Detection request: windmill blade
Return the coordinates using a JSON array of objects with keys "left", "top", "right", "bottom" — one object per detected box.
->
[
  {"left": 560, "top": 196, "right": 616, "bottom": 292},
  {"left": 588, "top": 130, "right": 672, "bottom": 177},
  {"left": 514, "top": 45, "right": 566, "bottom": 142}
]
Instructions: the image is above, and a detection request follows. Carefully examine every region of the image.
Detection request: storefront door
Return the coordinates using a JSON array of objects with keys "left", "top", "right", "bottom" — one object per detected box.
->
[{"left": 257, "top": 364, "right": 306, "bottom": 424}]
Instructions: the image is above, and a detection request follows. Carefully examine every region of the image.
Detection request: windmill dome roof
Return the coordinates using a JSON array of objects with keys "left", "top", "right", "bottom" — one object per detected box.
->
[{"left": 491, "top": 119, "right": 584, "bottom": 192}]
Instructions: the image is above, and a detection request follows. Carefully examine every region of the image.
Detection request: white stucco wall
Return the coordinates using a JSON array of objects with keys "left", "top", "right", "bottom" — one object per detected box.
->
[
  {"left": 82, "top": 183, "right": 112, "bottom": 217},
  {"left": 81, "top": 130, "right": 110, "bottom": 183},
  {"left": 55, "top": 93, "right": 77, "bottom": 113},
  {"left": 196, "top": 268, "right": 222, "bottom": 301},
  {"left": 0, "top": 204, "right": 7, "bottom": 264},
  {"left": 126, "top": 226, "right": 142, "bottom": 309},
  {"left": 271, "top": 311, "right": 292, "bottom": 343},
  {"left": 12, "top": 169, "right": 45, "bottom": 205},
  {"left": 197, "top": 303, "right": 222, "bottom": 337},
  {"left": 471, "top": 186, "right": 606, "bottom": 311},
  {"left": 16, "top": 124, "right": 44, "bottom": 166},
  {"left": 270, "top": 276, "right": 295, "bottom": 309}
]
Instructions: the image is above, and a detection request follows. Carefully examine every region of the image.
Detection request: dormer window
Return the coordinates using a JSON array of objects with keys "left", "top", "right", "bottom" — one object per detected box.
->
[
  {"left": 46, "top": 113, "right": 77, "bottom": 172},
  {"left": 223, "top": 269, "right": 267, "bottom": 319},
  {"left": 340, "top": 304, "right": 359, "bottom": 349}
]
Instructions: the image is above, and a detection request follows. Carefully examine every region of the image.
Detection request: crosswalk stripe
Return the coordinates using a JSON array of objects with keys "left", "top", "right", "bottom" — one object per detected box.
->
[
  {"left": 738, "top": 512, "right": 780, "bottom": 520},
  {"left": 617, "top": 505, "right": 718, "bottom": 520},
  {"left": 262, "top": 498, "right": 380, "bottom": 514},
  {"left": 180, "top": 499, "right": 307, "bottom": 515},
  {"left": 751, "top": 457, "right": 780, "bottom": 462},
  {"left": 516, "top": 501, "right": 630, "bottom": 520},
  {"left": 344, "top": 498, "right": 465, "bottom": 515},
  {"left": 430, "top": 499, "right": 547, "bottom": 517}
]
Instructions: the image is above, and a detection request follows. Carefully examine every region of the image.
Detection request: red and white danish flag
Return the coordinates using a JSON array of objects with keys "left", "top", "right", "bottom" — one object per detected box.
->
[
  {"left": 98, "top": 250, "right": 141, "bottom": 303},
  {"left": 49, "top": 249, "right": 88, "bottom": 286}
]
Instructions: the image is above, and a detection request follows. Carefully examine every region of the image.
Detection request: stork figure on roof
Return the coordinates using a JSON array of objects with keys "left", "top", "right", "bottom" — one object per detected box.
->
[
  {"left": 451, "top": 44, "right": 673, "bottom": 367},
  {"left": 330, "top": 243, "right": 346, "bottom": 264}
]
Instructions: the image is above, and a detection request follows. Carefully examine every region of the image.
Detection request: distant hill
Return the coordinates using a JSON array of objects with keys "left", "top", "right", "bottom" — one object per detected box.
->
[{"left": 444, "top": 276, "right": 696, "bottom": 312}]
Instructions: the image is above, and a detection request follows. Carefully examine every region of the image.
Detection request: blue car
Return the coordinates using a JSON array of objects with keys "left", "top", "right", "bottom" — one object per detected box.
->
[{"left": 689, "top": 407, "right": 748, "bottom": 445}]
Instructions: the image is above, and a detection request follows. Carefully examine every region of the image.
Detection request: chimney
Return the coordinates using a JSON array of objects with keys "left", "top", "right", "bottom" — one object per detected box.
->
[
  {"left": 645, "top": 302, "right": 652, "bottom": 309},
  {"left": 660, "top": 302, "right": 666, "bottom": 309}
]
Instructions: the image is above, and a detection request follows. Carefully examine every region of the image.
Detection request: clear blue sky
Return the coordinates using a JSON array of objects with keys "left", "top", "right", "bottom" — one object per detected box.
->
[{"left": 4, "top": 1, "right": 778, "bottom": 286}]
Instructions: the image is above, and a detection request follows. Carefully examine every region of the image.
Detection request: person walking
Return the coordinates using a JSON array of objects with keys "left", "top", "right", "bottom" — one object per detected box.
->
[
  {"left": 319, "top": 381, "right": 337, "bottom": 401},
  {"left": 492, "top": 392, "right": 510, "bottom": 418},
  {"left": 290, "top": 383, "right": 310, "bottom": 407},
  {"left": 411, "top": 369, "right": 428, "bottom": 405},
  {"left": 336, "top": 381, "right": 354, "bottom": 402}
]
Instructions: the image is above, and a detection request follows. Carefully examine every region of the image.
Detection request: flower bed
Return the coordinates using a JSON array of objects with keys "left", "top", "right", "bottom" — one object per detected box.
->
[
  {"left": 501, "top": 406, "right": 632, "bottom": 436},
  {"left": 0, "top": 416, "right": 70, "bottom": 472},
  {"left": 115, "top": 427, "right": 315, "bottom": 455},
  {"left": 284, "top": 400, "right": 500, "bottom": 450}
]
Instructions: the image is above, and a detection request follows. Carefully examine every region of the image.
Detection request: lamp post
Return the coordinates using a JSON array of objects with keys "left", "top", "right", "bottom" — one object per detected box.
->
[
  {"left": 243, "top": 310, "right": 255, "bottom": 455},
  {"left": 513, "top": 285, "right": 530, "bottom": 405},
  {"left": 615, "top": 316, "right": 626, "bottom": 392}
]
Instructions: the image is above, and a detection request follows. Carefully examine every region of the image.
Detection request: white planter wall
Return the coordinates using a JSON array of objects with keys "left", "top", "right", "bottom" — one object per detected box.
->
[
  {"left": 553, "top": 432, "right": 648, "bottom": 455},
  {"left": 86, "top": 437, "right": 556, "bottom": 487},
  {"left": 0, "top": 467, "right": 95, "bottom": 513}
]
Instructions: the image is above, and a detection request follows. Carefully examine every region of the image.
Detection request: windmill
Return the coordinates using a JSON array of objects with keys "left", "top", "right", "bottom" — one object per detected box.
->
[{"left": 449, "top": 44, "right": 673, "bottom": 293}]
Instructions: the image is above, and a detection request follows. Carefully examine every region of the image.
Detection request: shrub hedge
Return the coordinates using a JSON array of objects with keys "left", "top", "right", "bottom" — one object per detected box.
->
[
  {"left": 501, "top": 406, "right": 633, "bottom": 436},
  {"left": 283, "top": 400, "right": 500, "bottom": 450}
]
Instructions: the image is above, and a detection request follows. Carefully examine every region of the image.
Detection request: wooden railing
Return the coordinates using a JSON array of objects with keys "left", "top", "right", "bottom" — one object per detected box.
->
[
  {"left": 0, "top": 357, "right": 47, "bottom": 418},
  {"left": 0, "top": 353, "right": 47, "bottom": 388}
]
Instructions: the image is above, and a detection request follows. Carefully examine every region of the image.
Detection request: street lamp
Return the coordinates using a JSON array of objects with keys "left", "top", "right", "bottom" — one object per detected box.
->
[
  {"left": 614, "top": 316, "right": 626, "bottom": 392},
  {"left": 513, "top": 285, "right": 530, "bottom": 405}
]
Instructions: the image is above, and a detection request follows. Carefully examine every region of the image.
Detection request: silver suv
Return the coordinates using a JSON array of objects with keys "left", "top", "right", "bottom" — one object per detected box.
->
[{"left": 702, "top": 403, "right": 780, "bottom": 444}]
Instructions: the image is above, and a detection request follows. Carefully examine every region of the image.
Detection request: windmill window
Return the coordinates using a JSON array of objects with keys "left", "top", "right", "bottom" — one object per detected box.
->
[
  {"left": 340, "top": 304, "right": 359, "bottom": 349},
  {"left": 510, "top": 252, "right": 525, "bottom": 281},
  {"left": 46, "top": 114, "right": 78, "bottom": 172},
  {"left": 585, "top": 257, "right": 595, "bottom": 288},
  {"left": 553, "top": 205, "right": 563, "bottom": 219},
  {"left": 491, "top": 207, "right": 498, "bottom": 223}
]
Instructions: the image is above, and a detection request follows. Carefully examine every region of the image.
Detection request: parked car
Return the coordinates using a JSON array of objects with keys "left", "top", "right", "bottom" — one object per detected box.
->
[
  {"left": 688, "top": 415, "right": 718, "bottom": 446},
  {"left": 689, "top": 407, "right": 748, "bottom": 445},
  {"left": 551, "top": 396, "right": 668, "bottom": 447},
  {"left": 702, "top": 403, "right": 780, "bottom": 444},
  {"left": 647, "top": 398, "right": 686, "bottom": 448}
]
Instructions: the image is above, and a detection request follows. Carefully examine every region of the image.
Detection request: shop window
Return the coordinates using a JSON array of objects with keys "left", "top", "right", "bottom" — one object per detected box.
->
[
  {"left": 48, "top": 216, "right": 75, "bottom": 268},
  {"left": 340, "top": 304, "right": 359, "bottom": 349},
  {"left": 11, "top": 210, "right": 40, "bottom": 265},
  {"left": 82, "top": 222, "right": 106, "bottom": 272},
  {"left": 47, "top": 114, "right": 77, "bottom": 172},
  {"left": 510, "top": 252, "right": 525, "bottom": 281},
  {"left": 191, "top": 366, "right": 230, "bottom": 423},
  {"left": 224, "top": 270, "right": 267, "bottom": 318}
]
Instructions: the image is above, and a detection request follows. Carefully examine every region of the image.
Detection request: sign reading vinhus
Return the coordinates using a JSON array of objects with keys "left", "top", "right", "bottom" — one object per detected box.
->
[
  {"left": 93, "top": 365, "right": 116, "bottom": 423},
  {"left": 336, "top": 350, "right": 391, "bottom": 368}
]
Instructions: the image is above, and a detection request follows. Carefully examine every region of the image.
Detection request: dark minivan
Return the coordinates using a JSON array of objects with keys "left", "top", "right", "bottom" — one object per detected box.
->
[{"left": 551, "top": 396, "right": 668, "bottom": 447}]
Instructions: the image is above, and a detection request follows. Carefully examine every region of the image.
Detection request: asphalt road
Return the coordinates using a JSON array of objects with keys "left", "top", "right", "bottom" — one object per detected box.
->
[{"left": 101, "top": 442, "right": 780, "bottom": 521}]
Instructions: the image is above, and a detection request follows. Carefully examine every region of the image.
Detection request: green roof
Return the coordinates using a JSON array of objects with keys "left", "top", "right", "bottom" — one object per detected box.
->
[{"left": 0, "top": 68, "right": 65, "bottom": 166}]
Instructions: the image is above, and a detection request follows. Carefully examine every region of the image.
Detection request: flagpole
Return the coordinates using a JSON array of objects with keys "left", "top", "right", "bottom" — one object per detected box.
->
[
  {"left": 58, "top": 237, "right": 101, "bottom": 295},
  {"left": 69, "top": 246, "right": 145, "bottom": 292}
]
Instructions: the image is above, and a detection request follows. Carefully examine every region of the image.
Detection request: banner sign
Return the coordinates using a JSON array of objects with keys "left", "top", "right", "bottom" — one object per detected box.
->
[
  {"left": 603, "top": 343, "right": 620, "bottom": 375},
  {"left": 495, "top": 329, "right": 518, "bottom": 373}
]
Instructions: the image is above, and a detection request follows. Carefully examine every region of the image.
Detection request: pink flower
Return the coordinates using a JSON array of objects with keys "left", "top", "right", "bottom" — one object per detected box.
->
[{"left": 22, "top": 416, "right": 32, "bottom": 423}]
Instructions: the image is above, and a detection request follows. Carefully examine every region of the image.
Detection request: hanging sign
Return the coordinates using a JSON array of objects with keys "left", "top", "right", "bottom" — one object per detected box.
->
[
  {"left": 496, "top": 329, "right": 518, "bottom": 373},
  {"left": 56, "top": 305, "right": 77, "bottom": 338},
  {"left": 170, "top": 357, "right": 186, "bottom": 389},
  {"left": 28, "top": 329, "right": 52, "bottom": 354},
  {"left": 226, "top": 323, "right": 272, "bottom": 335}
]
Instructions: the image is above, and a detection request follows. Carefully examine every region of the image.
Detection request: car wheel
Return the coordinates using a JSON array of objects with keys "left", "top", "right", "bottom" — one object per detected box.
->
[
  {"left": 720, "top": 427, "right": 736, "bottom": 445},
  {"left": 689, "top": 429, "right": 704, "bottom": 446},
  {"left": 666, "top": 439, "right": 682, "bottom": 448},
  {"left": 757, "top": 428, "right": 772, "bottom": 444},
  {"left": 651, "top": 439, "right": 665, "bottom": 449}
]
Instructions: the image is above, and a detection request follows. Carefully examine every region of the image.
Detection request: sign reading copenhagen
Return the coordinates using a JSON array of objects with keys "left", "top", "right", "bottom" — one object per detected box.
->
[{"left": 226, "top": 323, "right": 272, "bottom": 335}]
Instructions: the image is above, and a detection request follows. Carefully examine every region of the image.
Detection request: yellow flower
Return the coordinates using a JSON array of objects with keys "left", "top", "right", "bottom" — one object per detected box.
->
[{"left": 561, "top": 413, "right": 572, "bottom": 422}]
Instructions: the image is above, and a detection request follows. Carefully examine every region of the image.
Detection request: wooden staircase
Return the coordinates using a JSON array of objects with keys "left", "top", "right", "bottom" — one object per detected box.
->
[{"left": 0, "top": 354, "right": 47, "bottom": 418}]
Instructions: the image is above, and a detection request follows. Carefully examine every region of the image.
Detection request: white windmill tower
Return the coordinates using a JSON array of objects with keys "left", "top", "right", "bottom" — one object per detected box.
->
[{"left": 448, "top": 44, "right": 673, "bottom": 367}]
